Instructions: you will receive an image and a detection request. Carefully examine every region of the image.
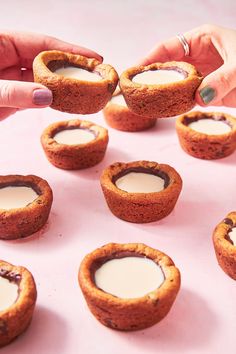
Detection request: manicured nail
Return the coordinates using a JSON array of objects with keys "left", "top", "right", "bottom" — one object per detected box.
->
[
  {"left": 199, "top": 86, "right": 216, "bottom": 104},
  {"left": 33, "top": 89, "right": 53, "bottom": 106}
]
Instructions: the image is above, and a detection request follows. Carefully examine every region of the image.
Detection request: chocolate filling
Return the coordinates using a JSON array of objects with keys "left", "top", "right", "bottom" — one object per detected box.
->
[
  {"left": 222, "top": 218, "right": 235, "bottom": 245},
  {"left": 112, "top": 167, "right": 170, "bottom": 189},
  {"left": 131, "top": 66, "right": 188, "bottom": 81},
  {"left": 52, "top": 126, "right": 98, "bottom": 140},
  {"left": 47, "top": 60, "right": 101, "bottom": 78},
  {"left": 224, "top": 218, "right": 234, "bottom": 227},
  {"left": 0, "top": 181, "right": 41, "bottom": 196},
  {"left": 0, "top": 269, "right": 22, "bottom": 284},
  {"left": 0, "top": 268, "right": 21, "bottom": 303},
  {"left": 183, "top": 114, "right": 232, "bottom": 129}
]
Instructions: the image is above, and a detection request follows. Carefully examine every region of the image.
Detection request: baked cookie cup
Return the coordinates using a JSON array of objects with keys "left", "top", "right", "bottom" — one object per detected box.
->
[
  {"left": 103, "top": 91, "right": 156, "bottom": 132},
  {"left": 213, "top": 212, "right": 236, "bottom": 280},
  {"left": 78, "top": 243, "right": 181, "bottom": 331},
  {"left": 119, "top": 61, "right": 202, "bottom": 118},
  {"left": 0, "top": 175, "right": 53, "bottom": 240},
  {"left": 176, "top": 111, "right": 236, "bottom": 159},
  {"left": 33, "top": 50, "right": 119, "bottom": 114},
  {"left": 100, "top": 161, "right": 182, "bottom": 223},
  {"left": 0, "top": 260, "right": 37, "bottom": 347},
  {"left": 41, "top": 119, "right": 109, "bottom": 170}
]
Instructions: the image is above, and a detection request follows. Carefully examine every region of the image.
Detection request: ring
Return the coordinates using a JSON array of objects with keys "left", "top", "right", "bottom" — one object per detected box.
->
[{"left": 176, "top": 34, "right": 190, "bottom": 56}]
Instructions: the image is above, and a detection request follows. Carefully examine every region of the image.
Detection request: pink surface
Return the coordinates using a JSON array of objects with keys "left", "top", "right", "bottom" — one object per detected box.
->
[{"left": 0, "top": 1, "right": 236, "bottom": 353}]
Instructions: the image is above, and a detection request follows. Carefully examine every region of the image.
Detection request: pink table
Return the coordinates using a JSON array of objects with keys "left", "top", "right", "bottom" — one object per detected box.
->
[{"left": 1, "top": 1, "right": 236, "bottom": 353}]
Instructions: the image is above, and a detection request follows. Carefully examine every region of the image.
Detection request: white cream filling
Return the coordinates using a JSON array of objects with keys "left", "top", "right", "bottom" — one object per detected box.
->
[
  {"left": 110, "top": 94, "right": 127, "bottom": 107},
  {"left": 115, "top": 172, "right": 165, "bottom": 193},
  {"left": 132, "top": 69, "right": 184, "bottom": 85},
  {"left": 229, "top": 227, "right": 236, "bottom": 245},
  {"left": 54, "top": 66, "right": 102, "bottom": 82},
  {"left": 0, "top": 276, "right": 18, "bottom": 311},
  {"left": 54, "top": 128, "right": 95, "bottom": 145},
  {"left": 188, "top": 119, "right": 231, "bottom": 135},
  {"left": 0, "top": 186, "right": 38, "bottom": 210},
  {"left": 95, "top": 256, "right": 164, "bottom": 299}
]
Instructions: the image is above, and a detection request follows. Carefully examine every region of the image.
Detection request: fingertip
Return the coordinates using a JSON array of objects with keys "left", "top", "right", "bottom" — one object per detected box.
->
[
  {"left": 32, "top": 88, "right": 53, "bottom": 106},
  {"left": 196, "top": 85, "right": 217, "bottom": 106}
]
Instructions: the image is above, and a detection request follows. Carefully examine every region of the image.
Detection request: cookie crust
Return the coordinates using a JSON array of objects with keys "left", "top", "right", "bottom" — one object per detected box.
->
[
  {"left": 78, "top": 243, "right": 181, "bottom": 331},
  {"left": 176, "top": 111, "right": 236, "bottom": 159},
  {"left": 41, "top": 119, "right": 109, "bottom": 170},
  {"left": 119, "top": 61, "right": 202, "bottom": 118},
  {"left": 100, "top": 160, "right": 182, "bottom": 223},
  {"left": 213, "top": 211, "right": 236, "bottom": 280},
  {"left": 0, "top": 260, "right": 37, "bottom": 347},
  {"left": 103, "top": 92, "right": 156, "bottom": 132},
  {"left": 33, "top": 50, "right": 119, "bottom": 114},
  {"left": 0, "top": 175, "right": 53, "bottom": 240}
]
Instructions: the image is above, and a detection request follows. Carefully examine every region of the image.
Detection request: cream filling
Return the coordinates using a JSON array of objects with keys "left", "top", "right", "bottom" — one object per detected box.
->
[
  {"left": 110, "top": 94, "right": 127, "bottom": 107},
  {"left": 54, "top": 66, "right": 102, "bottom": 82},
  {"left": 54, "top": 128, "right": 95, "bottom": 145},
  {"left": 229, "top": 227, "right": 236, "bottom": 245},
  {"left": 95, "top": 256, "right": 164, "bottom": 298},
  {"left": 188, "top": 119, "right": 231, "bottom": 135},
  {"left": 115, "top": 172, "right": 165, "bottom": 193},
  {"left": 132, "top": 69, "right": 184, "bottom": 85},
  {"left": 0, "top": 277, "right": 18, "bottom": 311},
  {"left": 0, "top": 186, "right": 38, "bottom": 210}
]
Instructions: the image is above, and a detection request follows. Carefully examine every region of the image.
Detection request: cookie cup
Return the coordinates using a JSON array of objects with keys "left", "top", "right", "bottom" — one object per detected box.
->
[
  {"left": 78, "top": 243, "right": 181, "bottom": 331},
  {"left": 103, "top": 92, "right": 156, "bottom": 132},
  {"left": 0, "top": 175, "right": 53, "bottom": 240},
  {"left": 33, "top": 50, "right": 119, "bottom": 114},
  {"left": 119, "top": 61, "right": 202, "bottom": 118},
  {"left": 176, "top": 111, "right": 236, "bottom": 159},
  {"left": 100, "top": 161, "right": 182, "bottom": 223},
  {"left": 0, "top": 260, "right": 37, "bottom": 347},
  {"left": 41, "top": 119, "right": 109, "bottom": 170},
  {"left": 213, "top": 211, "right": 236, "bottom": 280}
]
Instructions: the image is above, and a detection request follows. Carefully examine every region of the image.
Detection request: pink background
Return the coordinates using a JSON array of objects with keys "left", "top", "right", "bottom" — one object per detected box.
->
[{"left": 0, "top": 1, "right": 236, "bottom": 353}]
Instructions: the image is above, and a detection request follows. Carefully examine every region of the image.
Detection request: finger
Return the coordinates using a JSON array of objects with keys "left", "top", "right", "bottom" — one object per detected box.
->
[
  {"left": 0, "top": 80, "right": 53, "bottom": 108},
  {"left": 197, "top": 88, "right": 236, "bottom": 107},
  {"left": 196, "top": 63, "right": 236, "bottom": 106},
  {"left": 0, "top": 107, "right": 18, "bottom": 120},
  {"left": 138, "top": 36, "right": 189, "bottom": 66},
  {"left": 0, "top": 67, "right": 35, "bottom": 82},
  {"left": 1, "top": 31, "right": 103, "bottom": 69},
  {"left": 221, "top": 88, "right": 236, "bottom": 107}
]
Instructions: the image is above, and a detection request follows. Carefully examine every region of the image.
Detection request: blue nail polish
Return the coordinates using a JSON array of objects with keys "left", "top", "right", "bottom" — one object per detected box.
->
[
  {"left": 33, "top": 89, "right": 53, "bottom": 106},
  {"left": 199, "top": 86, "right": 216, "bottom": 104}
]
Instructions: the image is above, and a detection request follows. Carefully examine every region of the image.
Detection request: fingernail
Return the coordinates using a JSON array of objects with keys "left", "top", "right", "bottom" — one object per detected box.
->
[
  {"left": 199, "top": 86, "right": 216, "bottom": 104},
  {"left": 33, "top": 89, "right": 53, "bottom": 106}
]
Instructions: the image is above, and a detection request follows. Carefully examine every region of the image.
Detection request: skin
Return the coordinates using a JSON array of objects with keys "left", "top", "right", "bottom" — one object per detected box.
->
[
  {"left": 139, "top": 24, "right": 236, "bottom": 107},
  {"left": 0, "top": 31, "right": 102, "bottom": 120}
]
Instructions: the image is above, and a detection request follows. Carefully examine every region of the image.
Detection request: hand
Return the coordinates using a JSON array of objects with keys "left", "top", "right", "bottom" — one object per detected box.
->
[
  {"left": 0, "top": 31, "right": 103, "bottom": 120},
  {"left": 139, "top": 24, "right": 236, "bottom": 107}
]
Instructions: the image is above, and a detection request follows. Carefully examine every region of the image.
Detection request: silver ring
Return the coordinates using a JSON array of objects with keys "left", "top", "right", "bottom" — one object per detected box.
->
[{"left": 176, "top": 34, "right": 190, "bottom": 56}]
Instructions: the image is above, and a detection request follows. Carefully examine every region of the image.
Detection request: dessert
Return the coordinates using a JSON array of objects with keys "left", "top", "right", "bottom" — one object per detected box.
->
[
  {"left": 119, "top": 61, "right": 202, "bottom": 118},
  {"left": 176, "top": 111, "right": 236, "bottom": 159},
  {"left": 103, "top": 91, "right": 156, "bottom": 132},
  {"left": 0, "top": 175, "right": 53, "bottom": 240},
  {"left": 100, "top": 160, "right": 182, "bottom": 223},
  {"left": 78, "top": 243, "right": 181, "bottom": 331},
  {"left": 0, "top": 260, "right": 37, "bottom": 347},
  {"left": 41, "top": 119, "right": 109, "bottom": 170},
  {"left": 33, "top": 50, "right": 119, "bottom": 114},
  {"left": 213, "top": 211, "right": 236, "bottom": 280}
]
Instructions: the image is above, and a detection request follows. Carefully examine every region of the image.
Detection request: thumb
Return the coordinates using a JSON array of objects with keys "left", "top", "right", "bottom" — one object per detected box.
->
[
  {"left": 196, "top": 63, "right": 236, "bottom": 106},
  {"left": 0, "top": 80, "right": 53, "bottom": 108}
]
